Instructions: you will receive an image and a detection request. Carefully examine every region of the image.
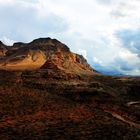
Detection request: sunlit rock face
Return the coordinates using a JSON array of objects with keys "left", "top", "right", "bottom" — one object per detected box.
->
[{"left": 0, "top": 38, "right": 96, "bottom": 75}]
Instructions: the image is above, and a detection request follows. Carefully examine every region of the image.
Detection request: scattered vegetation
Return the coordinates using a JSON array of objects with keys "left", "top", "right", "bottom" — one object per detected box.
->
[{"left": 0, "top": 70, "right": 140, "bottom": 139}]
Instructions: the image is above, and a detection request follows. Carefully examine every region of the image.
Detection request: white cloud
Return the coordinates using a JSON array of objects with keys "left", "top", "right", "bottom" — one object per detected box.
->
[
  {"left": 1, "top": 36, "right": 15, "bottom": 46},
  {"left": 118, "top": 50, "right": 139, "bottom": 64},
  {"left": 0, "top": 0, "right": 140, "bottom": 75},
  {"left": 93, "top": 57, "right": 103, "bottom": 65},
  {"left": 119, "top": 50, "right": 132, "bottom": 59},
  {"left": 77, "top": 49, "right": 87, "bottom": 59},
  {"left": 0, "top": 0, "right": 14, "bottom": 4}
]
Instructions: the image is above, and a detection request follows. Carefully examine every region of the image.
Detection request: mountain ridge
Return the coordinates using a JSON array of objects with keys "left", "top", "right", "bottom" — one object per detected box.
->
[{"left": 0, "top": 38, "right": 96, "bottom": 75}]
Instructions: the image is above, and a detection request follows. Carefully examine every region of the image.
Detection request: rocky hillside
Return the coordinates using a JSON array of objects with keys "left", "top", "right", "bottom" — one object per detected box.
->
[
  {"left": 0, "top": 38, "right": 95, "bottom": 75},
  {"left": 0, "top": 41, "right": 7, "bottom": 56},
  {"left": 0, "top": 38, "right": 139, "bottom": 139}
]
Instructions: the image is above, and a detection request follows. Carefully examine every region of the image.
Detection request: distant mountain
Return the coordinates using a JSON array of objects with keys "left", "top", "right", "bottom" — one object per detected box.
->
[{"left": 97, "top": 69, "right": 123, "bottom": 76}]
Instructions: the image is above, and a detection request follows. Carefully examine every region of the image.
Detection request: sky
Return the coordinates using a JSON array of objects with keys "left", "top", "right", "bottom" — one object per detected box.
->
[{"left": 0, "top": 0, "right": 140, "bottom": 75}]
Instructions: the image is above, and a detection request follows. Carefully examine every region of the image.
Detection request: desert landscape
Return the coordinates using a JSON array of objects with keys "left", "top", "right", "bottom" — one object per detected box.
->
[{"left": 0, "top": 38, "right": 139, "bottom": 139}]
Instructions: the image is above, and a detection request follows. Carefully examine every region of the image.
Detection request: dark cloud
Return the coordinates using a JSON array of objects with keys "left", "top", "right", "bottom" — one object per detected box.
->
[
  {"left": 104, "top": 29, "right": 140, "bottom": 75},
  {"left": 116, "top": 29, "right": 140, "bottom": 56},
  {"left": 113, "top": 57, "right": 133, "bottom": 71},
  {"left": 91, "top": 60, "right": 123, "bottom": 75}
]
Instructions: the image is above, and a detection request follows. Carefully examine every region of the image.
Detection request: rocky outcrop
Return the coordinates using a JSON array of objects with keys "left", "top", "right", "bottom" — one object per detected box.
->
[
  {"left": 0, "top": 41, "right": 7, "bottom": 57},
  {"left": 0, "top": 38, "right": 96, "bottom": 75}
]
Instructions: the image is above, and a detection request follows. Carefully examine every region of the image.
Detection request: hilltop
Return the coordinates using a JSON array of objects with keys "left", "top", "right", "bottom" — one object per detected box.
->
[{"left": 0, "top": 38, "right": 95, "bottom": 75}]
